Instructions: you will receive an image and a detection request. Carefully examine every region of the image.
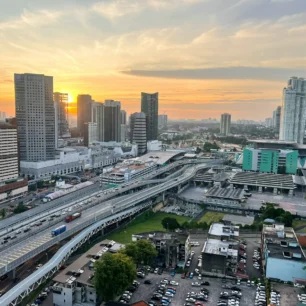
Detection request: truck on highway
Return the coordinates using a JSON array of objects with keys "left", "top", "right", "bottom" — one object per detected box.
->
[
  {"left": 65, "top": 212, "right": 82, "bottom": 223},
  {"left": 51, "top": 225, "right": 66, "bottom": 236}
]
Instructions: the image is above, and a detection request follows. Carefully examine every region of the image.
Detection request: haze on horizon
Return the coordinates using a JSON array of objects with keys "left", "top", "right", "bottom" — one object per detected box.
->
[{"left": 1, "top": 0, "right": 306, "bottom": 120}]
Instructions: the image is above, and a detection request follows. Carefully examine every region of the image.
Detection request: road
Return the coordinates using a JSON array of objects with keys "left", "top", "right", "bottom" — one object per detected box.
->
[{"left": 0, "top": 162, "right": 215, "bottom": 276}]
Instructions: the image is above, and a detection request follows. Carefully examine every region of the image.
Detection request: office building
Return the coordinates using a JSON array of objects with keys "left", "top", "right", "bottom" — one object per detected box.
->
[
  {"left": 15, "top": 73, "right": 55, "bottom": 161},
  {"left": 104, "top": 100, "right": 121, "bottom": 142},
  {"left": 141, "top": 92, "right": 158, "bottom": 141},
  {"left": 273, "top": 106, "right": 281, "bottom": 133},
  {"left": 262, "top": 224, "right": 306, "bottom": 282},
  {"left": 158, "top": 114, "right": 168, "bottom": 128},
  {"left": 120, "top": 110, "right": 127, "bottom": 125},
  {"left": 279, "top": 77, "right": 306, "bottom": 144},
  {"left": 54, "top": 92, "right": 69, "bottom": 144},
  {"left": 242, "top": 147, "right": 298, "bottom": 174},
  {"left": 130, "top": 112, "right": 147, "bottom": 154},
  {"left": 77, "top": 94, "right": 92, "bottom": 137},
  {"left": 220, "top": 113, "right": 231, "bottom": 135},
  {"left": 96, "top": 102, "right": 104, "bottom": 142}
]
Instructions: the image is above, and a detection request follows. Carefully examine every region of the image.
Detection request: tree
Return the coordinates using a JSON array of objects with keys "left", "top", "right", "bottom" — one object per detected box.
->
[
  {"left": 123, "top": 240, "right": 158, "bottom": 266},
  {"left": 94, "top": 253, "right": 136, "bottom": 302},
  {"left": 13, "top": 203, "right": 28, "bottom": 214},
  {"left": 161, "top": 217, "right": 180, "bottom": 231},
  {"left": 0, "top": 208, "right": 6, "bottom": 219}
]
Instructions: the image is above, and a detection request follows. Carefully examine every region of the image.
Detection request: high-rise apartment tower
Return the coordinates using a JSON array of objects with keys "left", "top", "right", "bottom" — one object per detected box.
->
[
  {"left": 141, "top": 92, "right": 158, "bottom": 141},
  {"left": 104, "top": 100, "right": 121, "bottom": 142},
  {"left": 279, "top": 77, "right": 306, "bottom": 144},
  {"left": 15, "top": 73, "right": 55, "bottom": 161},
  {"left": 220, "top": 113, "right": 231, "bottom": 135}
]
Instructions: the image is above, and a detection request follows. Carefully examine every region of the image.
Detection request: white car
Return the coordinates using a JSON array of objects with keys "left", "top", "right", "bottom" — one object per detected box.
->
[
  {"left": 165, "top": 292, "right": 174, "bottom": 297},
  {"left": 169, "top": 281, "right": 179, "bottom": 286},
  {"left": 191, "top": 282, "right": 201, "bottom": 287}
]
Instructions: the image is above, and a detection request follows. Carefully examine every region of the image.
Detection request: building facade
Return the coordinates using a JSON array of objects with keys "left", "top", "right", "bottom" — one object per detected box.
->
[
  {"left": 158, "top": 114, "right": 168, "bottom": 128},
  {"left": 77, "top": 94, "right": 92, "bottom": 137},
  {"left": 141, "top": 92, "right": 158, "bottom": 141},
  {"left": 15, "top": 73, "right": 55, "bottom": 161},
  {"left": 96, "top": 102, "right": 104, "bottom": 142},
  {"left": 242, "top": 148, "right": 298, "bottom": 174},
  {"left": 104, "top": 100, "right": 121, "bottom": 142},
  {"left": 273, "top": 106, "right": 281, "bottom": 134},
  {"left": 262, "top": 224, "right": 306, "bottom": 283},
  {"left": 54, "top": 92, "right": 69, "bottom": 141},
  {"left": 20, "top": 147, "right": 120, "bottom": 179},
  {"left": 120, "top": 109, "right": 127, "bottom": 125},
  {"left": 84, "top": 122, "right": 98, "bottom": 147},
  {"left": 220, "top": 113, "right": 231, "bottom": 135},
  {"left": 130, "top": 112, "right": 147, "bottom": 154},
  {"left": 202, "top": 223, "right": 239, "bottom": 276},
  {"left": 279, "top": 77, "right": 306, "bottom": 144},
  {"left": 0, "top": 123, "right": 19, "bottom": 183}
]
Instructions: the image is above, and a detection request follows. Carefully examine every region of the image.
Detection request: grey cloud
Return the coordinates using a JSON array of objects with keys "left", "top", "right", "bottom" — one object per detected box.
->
[{"left": 122, "top": 67, "right": 306, "bottom": 80}]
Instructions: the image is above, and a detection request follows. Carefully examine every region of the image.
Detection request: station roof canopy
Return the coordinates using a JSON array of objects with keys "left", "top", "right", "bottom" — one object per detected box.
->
[
  {"left": 230, "top": 172, "right": 295, "bottom": 190},
  {"left": 137, "top": 151, "right": 183, "bottom": 165},
  {"left": 205, "top": 186, "right": 244, "bottom": 200}
]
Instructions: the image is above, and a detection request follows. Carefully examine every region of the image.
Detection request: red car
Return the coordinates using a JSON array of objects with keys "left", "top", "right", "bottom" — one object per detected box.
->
[{"left": 181, "top": 273, "right": 186, "bottom": 279}]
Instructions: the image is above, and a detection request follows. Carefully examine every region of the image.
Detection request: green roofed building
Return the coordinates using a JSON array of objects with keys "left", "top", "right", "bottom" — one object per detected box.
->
[{"left": 242, "top": 148, "right": 298, "bottom": 174}]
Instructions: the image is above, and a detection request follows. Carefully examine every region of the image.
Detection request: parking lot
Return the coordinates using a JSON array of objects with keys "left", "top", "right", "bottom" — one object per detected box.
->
[
  {"left": 272, "top": 283, "right": 299, "bottom": 306},
  {"left": 129, "top": 272, "right": 257, "bottom": 306},
  {"left": 128, "top": 236, "right": 257, "bottom": 306}
]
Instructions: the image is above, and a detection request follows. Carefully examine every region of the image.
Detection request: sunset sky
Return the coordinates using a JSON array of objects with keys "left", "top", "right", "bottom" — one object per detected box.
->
[{"left": 1, "top": 0, "right": 306, "bottom": 120}]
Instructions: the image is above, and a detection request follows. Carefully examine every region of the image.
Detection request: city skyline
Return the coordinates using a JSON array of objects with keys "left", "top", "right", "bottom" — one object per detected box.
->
[{"left": 1, "top": 0, "right": 306, "bottom": 119}]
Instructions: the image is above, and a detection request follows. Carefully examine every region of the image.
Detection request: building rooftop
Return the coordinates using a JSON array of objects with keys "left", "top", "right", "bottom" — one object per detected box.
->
[
  {"left": 263, "top": 224, "right": 306, "bottom": 261},
  {"left": 202, "top": 238, "right": 238, "bottom": 257},
  {"left": 209, "top": 223, "right": 239, "bottom": 237},
  {"left": 53, "top": 240, "right": 124, "bottom": 286},
  {"left": 205, "top": 186, "right": 244, "bottom": 200},
  {"left": 133, "top": 231, "right": 189, "bottom": 244},
  {"left": 222, "top": 214, "right": 254, "bottom": 226},
  {"left": 230, "top": 172, "right": 295, "bottom": 190},
  {"left": 137, "top": 151, "right": 182, "bottom": 165},
  {"left": 248, "top": 139, "right": 306, "bottom": 150}
]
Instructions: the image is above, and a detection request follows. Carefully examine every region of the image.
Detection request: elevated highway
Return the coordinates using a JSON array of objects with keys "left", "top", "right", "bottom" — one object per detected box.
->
[
  {"left": 0, "top": 160, "right": 219, "bottom": 305},
  {"left": 0, "top": 159, "right": 206, "bottom": 235}
]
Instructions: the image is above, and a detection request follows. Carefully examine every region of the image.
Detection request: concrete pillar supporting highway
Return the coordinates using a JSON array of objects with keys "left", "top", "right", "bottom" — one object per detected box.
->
[
  {"left": 116, "top": 221, "right": 119, "bottom": 228},
  {"left": 162, "top": 192, "right": 165, "bottom": 202},
  {"left": 101, "top": 228, "right": 104, "bottom": 236},
  {"left": 273, "top": 188, "right": 278, "bottom": 195},
  {"left": 230, "top": 184, "right": 233, "bottom": 188},
  {"left": 244, "top": 185, "right": 248, "bottom": 190},
  {"left": 194, "top": 181, "right": 196, "bottom": 187},
  {"left": 289, "top": 189, "right": 293, "bottom": 196},
  {"left": 8, "top": 268, "right": 16, "bottom": 280},
  {"left": 258, "top": 186, "right": 263, "bottom": 193}
]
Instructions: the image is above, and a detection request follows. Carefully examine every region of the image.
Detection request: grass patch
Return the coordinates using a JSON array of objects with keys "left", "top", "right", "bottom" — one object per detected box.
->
[
  {"left": 293, "top": 220, "right": 306, "bottom": 232},
  {"left": 198, "top": 211, "right": 225, "bottom": 224},
  {"left": 107, "top": 211, "right": 191, "bottom": 244}
]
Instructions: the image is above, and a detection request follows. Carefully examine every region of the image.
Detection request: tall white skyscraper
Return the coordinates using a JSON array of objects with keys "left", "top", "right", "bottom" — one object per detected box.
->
[
  {"left": 279, "top": 77, "right": 306, "bottom": 144},
  {"left": 220, "top": 113, "right": 231, "bottom": 135},
  {"left": 15, "top": 73, "right": 55, "bottom": 161}
]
